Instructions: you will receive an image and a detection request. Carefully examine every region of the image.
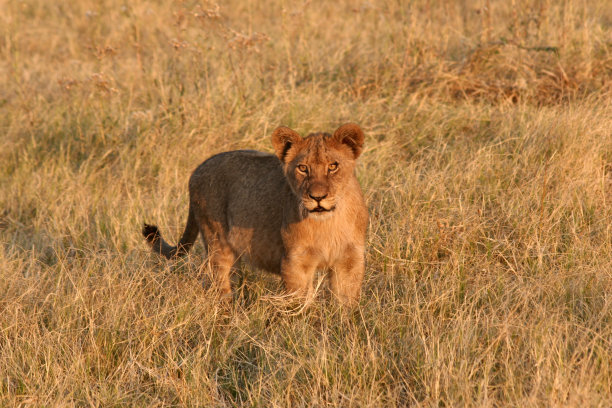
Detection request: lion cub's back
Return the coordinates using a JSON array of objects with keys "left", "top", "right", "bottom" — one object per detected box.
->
[
  {"left": 189, "top": 149, "right": 286, "bottom": 204},
  {"left": 188, "top": 149, "right": 287, "bottom": 225}
]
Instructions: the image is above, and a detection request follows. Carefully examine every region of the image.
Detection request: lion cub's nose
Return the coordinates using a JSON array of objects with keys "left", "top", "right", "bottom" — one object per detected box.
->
[{"left": 309, "top": 193, "right": 328, "bottom": 202}]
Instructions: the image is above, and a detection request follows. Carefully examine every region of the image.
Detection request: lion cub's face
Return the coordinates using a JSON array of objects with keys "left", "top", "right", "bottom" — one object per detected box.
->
[{"left": 272, "top": 124, "right": 364, "bottom": 219}]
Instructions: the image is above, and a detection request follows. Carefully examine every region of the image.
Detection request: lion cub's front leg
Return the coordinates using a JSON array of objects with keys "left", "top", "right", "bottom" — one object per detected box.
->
[
  {"left": 280, "top": 249, "right": 319, "bottom": 298},
  {"left": 329, "top": 245, "right": 365, "bottom": 304}
]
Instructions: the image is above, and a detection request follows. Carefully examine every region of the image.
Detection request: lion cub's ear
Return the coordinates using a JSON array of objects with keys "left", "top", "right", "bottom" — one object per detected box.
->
[
  {"left": 333, "top": 123, "right": 364, "bottom": 159},
  {"left": 272, "top": 126, "right": 303, "bottom": 163}
]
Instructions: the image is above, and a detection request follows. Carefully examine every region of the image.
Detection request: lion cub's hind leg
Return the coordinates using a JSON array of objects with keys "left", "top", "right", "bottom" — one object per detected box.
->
[{"left": 206, "top": 237, "right": 237, "bottom": 297}]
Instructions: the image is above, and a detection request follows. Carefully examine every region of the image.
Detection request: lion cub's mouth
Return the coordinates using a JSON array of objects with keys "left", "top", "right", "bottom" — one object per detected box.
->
[{"left": 309, "top": 205, "right": 336, "bottom": 213}]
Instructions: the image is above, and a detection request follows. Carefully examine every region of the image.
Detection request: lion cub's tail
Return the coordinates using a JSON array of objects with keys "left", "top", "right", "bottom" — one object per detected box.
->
[{"left": 142, "top": 205, "right": 199, "bottom": 259}]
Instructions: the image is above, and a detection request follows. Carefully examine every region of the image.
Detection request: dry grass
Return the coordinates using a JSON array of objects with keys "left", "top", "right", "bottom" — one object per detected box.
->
[{"left": 1, "top": 0, "right": 611, "bottom": 406}]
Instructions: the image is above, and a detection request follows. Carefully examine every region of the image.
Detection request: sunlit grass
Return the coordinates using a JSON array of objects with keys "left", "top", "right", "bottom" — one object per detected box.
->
[{"left": 1, "top": 0, "right": 611, "bottom": 406}]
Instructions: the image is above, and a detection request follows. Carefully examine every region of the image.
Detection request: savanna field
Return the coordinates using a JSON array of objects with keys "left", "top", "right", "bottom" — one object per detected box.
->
[{"left": 1, "top": 0, "right": 611, "bottom": 406}]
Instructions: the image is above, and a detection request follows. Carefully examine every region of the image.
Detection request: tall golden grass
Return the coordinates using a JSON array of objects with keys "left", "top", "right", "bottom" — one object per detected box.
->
[{"left": 1, "top": 0, "right": 611, "bottom": 406}]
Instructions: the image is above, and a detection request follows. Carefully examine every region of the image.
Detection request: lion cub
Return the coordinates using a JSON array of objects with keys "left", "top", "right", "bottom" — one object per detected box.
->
[{"left": 143, "top": 123, "right": 368, "bottom": 303}]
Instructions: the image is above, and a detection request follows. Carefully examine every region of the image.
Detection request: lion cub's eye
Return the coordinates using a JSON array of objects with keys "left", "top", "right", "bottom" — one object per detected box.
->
[
  {"left": 328, "top": 162, "right": 339, "bottom": 172},
  {"left": 297, "top": 164, "right": 308, "bottom": 174}
]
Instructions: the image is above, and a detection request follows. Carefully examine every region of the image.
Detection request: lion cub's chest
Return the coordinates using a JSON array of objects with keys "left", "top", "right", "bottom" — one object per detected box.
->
[{"left": 287, "top": 214, "right": 356, "bottom": 269}]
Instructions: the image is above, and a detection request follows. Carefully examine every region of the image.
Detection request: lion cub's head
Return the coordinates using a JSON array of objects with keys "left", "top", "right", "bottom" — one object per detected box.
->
[{"left": 271, "top": 123, "right": 364, "bottom": 219}]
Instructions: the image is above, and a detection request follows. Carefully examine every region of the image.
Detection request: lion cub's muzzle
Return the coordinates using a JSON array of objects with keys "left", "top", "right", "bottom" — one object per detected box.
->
[{"left": 304, "top": 193, "right": 336, "bottom": 214}]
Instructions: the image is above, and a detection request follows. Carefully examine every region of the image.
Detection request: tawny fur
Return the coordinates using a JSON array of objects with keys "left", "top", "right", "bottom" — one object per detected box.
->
[{"left": 142, "top": 123, "right": 368, "bottom": 303}]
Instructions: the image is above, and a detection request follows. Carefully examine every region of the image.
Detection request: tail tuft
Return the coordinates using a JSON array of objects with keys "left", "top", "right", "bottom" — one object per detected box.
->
[
  {"left": 142, "top": 223, "right": 161, "bottom": 243},
  {"left": 142, "top": 205, "right": 199, "bottom": 259}
]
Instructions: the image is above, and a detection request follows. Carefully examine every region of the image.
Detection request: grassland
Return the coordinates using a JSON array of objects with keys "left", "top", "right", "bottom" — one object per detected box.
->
[{"left": 1, "top": 0, "right": 611, "bottom": 406}]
